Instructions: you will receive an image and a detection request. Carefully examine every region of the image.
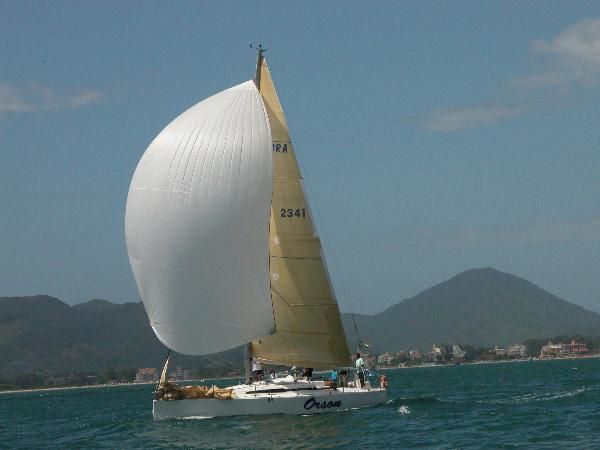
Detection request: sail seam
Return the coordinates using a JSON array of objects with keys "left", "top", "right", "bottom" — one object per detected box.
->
[
  {"left": 218, "top": 89, "right": 248, "bottom": 194},
  {"left": 271, "top": 256, "right": 321, "bottom": 260},
  {"left": 206, "top": 90, "right": 244, "bottom": 196},
  {"left": 196, "top": 92, "right": 240, "bottom": 195},
  {"left": 163, "top": 104, "right": 198, "bottom": 192},
  {"left": 224, "top": 83, "right": 246, "bottom": 195},
  {"left": 177, "top": 101, "right": 211, "bottom": 195}
]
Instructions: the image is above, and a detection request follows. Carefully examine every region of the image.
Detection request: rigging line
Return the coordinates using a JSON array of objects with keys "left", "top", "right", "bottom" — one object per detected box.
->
[{"left": 352, "top": 314, "right": 361, "bottom": 352}]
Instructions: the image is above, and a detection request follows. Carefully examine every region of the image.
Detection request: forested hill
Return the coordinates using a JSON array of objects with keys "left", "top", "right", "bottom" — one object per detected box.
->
[
  {"left": 342, "top": 268, "right": 600, "bottom": 351},
  {"left": 0, "top": 296, "right": 239, "bottom": 380},
  {"left": 2, "top": 268, "right": 599, "bottom": 381}
]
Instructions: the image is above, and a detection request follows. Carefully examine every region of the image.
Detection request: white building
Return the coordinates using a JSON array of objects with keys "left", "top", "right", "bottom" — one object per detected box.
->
[
  {"left": 494, "top": 346, "right": 507, "bottom": 356},
  {"left": 169, "top": 367, "right": 190, "bottom": 381},
  {"left": 409, "top": 350, "right": 422, "bottom": 360},
  {"left": 507, "top": 344, "right": 527, "bottom": 358},
  {"left": 135, "top": 368, "right": 159, "bottom": 383},
  {"left": 430, "top": 345, "right": 443, "bottom": 362},
  {"left": 377, "top": 353, "right": 395, "bottom": 364},
  {"left": 452, "top": 345, "right": 466, "bottom": 359},
  {"left": 540, "top": 341, "right": 563, "bottom": 357}
]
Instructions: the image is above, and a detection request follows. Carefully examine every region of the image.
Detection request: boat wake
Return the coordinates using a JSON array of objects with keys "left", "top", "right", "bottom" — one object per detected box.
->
[
  {"left": 397, "top": 405, "right": 411, "bottom": 415},
  {"left": 179, "top": 416, "right": 212, "bottom": 420}
]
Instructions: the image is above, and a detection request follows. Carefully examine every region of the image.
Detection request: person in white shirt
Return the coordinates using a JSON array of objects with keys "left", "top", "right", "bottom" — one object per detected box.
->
[
  {"left": 251, "top": 358, "right": 263, "bottom": 381},
  {"left": 354, "top": 353, "right": 366, "bottom": 388}
]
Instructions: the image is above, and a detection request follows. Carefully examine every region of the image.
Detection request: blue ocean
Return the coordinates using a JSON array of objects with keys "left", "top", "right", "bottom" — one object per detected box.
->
[{"left": 2, "top": 358, "right": 600, "bottom": 448}]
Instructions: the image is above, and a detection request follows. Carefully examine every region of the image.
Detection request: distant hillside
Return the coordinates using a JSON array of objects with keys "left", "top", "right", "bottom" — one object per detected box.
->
[
  {"left": 0, "top": 296, "right": 240, "bottom": 380},
  {"left": 2, "top": 268, "right": 599, "bottom": 380},
  {"left": 342, "top": 268, "right": 600, "bottom": 352}
]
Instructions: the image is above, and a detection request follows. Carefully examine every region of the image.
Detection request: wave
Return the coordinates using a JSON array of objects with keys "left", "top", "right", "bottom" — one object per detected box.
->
[
  {"left": 387, "top": 396, "right": 452, "bottom": 406},
  {"left": 478, "top": 387, "right": 587, "bottom": 405},
  {"left": 391, "top": 385, "right": 592, "bottom": 408}
]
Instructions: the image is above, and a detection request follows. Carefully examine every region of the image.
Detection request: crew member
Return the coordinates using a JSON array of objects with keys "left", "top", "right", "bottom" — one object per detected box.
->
[
  {"left": 303, "top": 367, "right": 314, "bottom": 381},
  {"left": 355, "top": 353, "right": 366, "bottom": 388},
  {"left": 251, "top": 358, "right": 264, "bottom": 381},
  {"left": 379, "top": 374, "right": 389, "bottom": 389}
]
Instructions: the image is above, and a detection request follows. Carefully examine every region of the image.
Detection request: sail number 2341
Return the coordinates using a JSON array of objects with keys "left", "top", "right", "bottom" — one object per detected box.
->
[{"left": 280, "top": 208, "right": 306, "bottom": 218}]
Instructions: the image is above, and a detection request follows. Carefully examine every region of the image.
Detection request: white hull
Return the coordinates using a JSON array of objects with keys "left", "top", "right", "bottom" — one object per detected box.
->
[{"left": 153, "top": 380, "right": 387, "bottom": 420}]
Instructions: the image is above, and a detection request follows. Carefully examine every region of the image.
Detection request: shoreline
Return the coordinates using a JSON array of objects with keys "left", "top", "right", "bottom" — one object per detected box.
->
[
  {"left": 0, "top": 376, "right": 245, "bottom": 395},
  {"left": 4, "top": 355, "right": 599, "bottom": 394},
  {"left": 378, "top": 353, "right": 600, "bottom": 370},
  {"left": 0, "top": 381, "right": 156, "bottom": 395}
]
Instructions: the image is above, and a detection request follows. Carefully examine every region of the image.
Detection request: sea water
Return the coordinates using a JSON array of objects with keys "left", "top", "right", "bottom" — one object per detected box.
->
[{"left": 2, "top": 358, "right": 600, "bottom": 448}]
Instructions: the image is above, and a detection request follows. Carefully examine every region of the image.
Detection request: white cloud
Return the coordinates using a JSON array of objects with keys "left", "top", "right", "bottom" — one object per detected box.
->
[
  {"left": 0, "top": 81, "right": 103, "bottom": 115},
  {"left": 68, "top": 91, "right": 103, "bottom": 108},
  {"left": 424, "top": 105, "right": 529, "bottom": 131},
  {"left": 515, "top": 18, "right": 600, "bottom": 88},
  {"left": 0, "top": 83, "right": 35, "bottom": 113},
  {"left": 423, "top": 18, "right": 600, "bottom": 132}
]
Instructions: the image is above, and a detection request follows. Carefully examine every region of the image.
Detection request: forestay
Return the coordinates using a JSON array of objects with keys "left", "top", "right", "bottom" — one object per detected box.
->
[{"left": 125, "top": 81, "right": 274, "bottom": 355}]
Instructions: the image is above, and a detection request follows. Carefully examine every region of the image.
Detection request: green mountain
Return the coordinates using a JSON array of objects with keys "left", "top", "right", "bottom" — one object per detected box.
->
[
  {"left": 1, "top": 268, "right": 599, "bottom": 381},
  {"left": 343, "top": 268, "right": 600, "bottom": 352},
  {"left": 0, "top": 296, "right": 241, "bottom": 381}
]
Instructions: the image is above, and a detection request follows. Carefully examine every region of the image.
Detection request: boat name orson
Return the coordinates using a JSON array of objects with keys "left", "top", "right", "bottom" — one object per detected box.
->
[
  {"left": 303, "top": 397, "right": 342, "bottom": 410},
  {"left": 273, "top": 143, "right": 289, "bottom": 153}
]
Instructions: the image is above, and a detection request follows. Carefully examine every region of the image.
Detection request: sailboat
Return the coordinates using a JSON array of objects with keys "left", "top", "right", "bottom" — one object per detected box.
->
[{"left": 125, "top": 49, "right": 387, "bottom": 419}]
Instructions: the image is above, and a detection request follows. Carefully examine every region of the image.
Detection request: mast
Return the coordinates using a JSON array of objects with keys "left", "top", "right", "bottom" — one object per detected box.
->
[
  {"left": 352, "top": 314, "right": 361, "bottom": 352},
  {"left": 244, "top": 343, "right": 252, "bottom": 384},
  {"left": 254, "top": 44, "right": 265, "bottom": 90},
  {"left": 243, "top": 44, "right": 267, "bottom": 383}
]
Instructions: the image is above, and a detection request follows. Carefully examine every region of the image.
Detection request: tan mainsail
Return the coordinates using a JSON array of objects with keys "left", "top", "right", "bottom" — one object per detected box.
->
[{"left": 251, "top": 53, "right": 352, "bottom": 369}]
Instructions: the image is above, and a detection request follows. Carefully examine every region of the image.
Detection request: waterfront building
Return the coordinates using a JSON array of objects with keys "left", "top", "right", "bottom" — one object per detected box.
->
[
  {"left": 507, "top": 344, "right": 527, "bottom": 358},
  {"left": 452, "top": 345, "right": 466, "bottom": 359},
  {"left": 377, "top": 353, "right": 395, "bottom": 365},
  {"left": 364, "top": 354, "right": 377, "bottom": 367},
  {"left": 540, "top": 342, "right": 562, "bottom": 357},
  {"left": 540, "top": 340, "right": 589, "bottom": 357},
  {"left": 494, "top": 346, "right": 507, "bottom": 356},
  {"left": 423, "top": 351, "right": 436, "bottom": 362},
  {"left": 430, "top": 345, "right": 443, "bottom": 362},
  {"left": 169, "top": 367, "right": 190, "bottom": 381},
  {"left": 409, "top": 350, "right": 422, "bottom": 360},
  {"left": 135, "top": 368, "right": 159, "bottom": 383},
  {"left": 563, "top": 340, "right": 588, "bottom": 354}
]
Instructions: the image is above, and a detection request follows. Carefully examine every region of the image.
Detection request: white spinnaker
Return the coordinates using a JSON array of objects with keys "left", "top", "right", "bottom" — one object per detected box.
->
[{"left": 125, "top": 81, "right": 274, "bottom": 355}]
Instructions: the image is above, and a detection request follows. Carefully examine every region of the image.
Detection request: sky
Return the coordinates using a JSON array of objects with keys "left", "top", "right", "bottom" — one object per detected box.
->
[{"left": 1, "top": 1, "right": 599, "bottom": 315}]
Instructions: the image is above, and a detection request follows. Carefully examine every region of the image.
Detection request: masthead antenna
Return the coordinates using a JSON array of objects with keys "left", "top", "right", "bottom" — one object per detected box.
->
[{"left": 250, "top": 43, "right": 268, "bottom": 89}]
